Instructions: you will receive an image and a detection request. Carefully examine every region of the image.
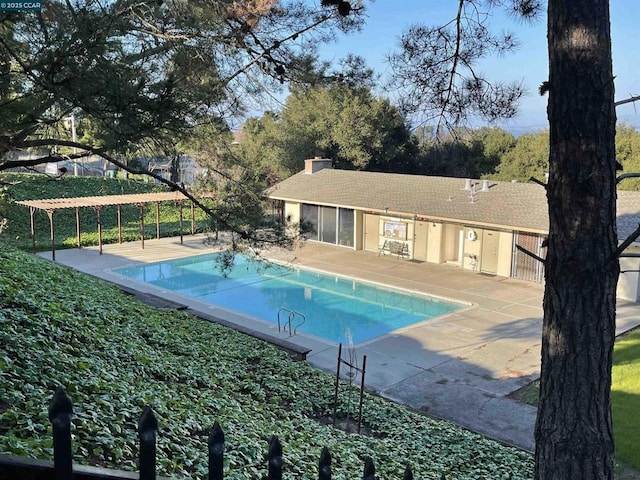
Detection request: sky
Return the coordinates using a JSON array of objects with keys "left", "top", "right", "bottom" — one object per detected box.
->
[{"left": 314, "top": 1, "right": 640, "bottom": 135}]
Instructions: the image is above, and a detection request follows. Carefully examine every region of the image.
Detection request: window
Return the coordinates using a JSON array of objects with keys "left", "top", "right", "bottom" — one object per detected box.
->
[
  {"left": 320, "top": 206, "right": 337, "bottom": 244},
  {"left": 338, "top": 208, "right": 354, "bottom": 246},
  {"left": 301, "top": 204, "right": 319, "bottom": 240}
]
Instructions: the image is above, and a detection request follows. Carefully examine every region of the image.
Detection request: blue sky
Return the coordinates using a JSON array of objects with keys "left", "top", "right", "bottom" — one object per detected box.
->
[{"left": 315, "top": 1, "right": 640, "bottom": 134}]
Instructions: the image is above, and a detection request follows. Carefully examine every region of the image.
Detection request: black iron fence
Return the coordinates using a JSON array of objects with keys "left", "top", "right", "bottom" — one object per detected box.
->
[{"left": 0, "top": 387, "right": 445, "bottom": 480}]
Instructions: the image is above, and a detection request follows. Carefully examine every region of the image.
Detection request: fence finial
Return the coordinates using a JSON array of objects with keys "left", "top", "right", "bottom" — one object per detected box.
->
[
  {"left": 48, "top": 387, "right": 73, "bottom": 480},
  {"left": 268, "top": 435, "right": 283, "bottom": 480},
  {"left": 208, "top": 422, "right": 224, "bottom": 480},
  {"left": 363, "top": 456, "right": 375, "bottom": 480},
  {"left": 318, "top": 446, "right": 331, "bottom": 480},
  {"left": 138, "top": 406, "right": 158, "bottom": 480}
]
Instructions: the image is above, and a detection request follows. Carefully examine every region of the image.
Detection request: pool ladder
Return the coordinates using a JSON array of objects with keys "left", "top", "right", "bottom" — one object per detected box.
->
[{"left": 277, "top": 308, "right": 306, "bottom": 337}]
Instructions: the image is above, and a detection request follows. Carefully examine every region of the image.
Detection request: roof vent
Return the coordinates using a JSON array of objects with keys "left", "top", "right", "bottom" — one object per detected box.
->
[
  {"left": 480, "top": 179, "right": 490, "bottom": 192},
  {"left": 462, "top": 178, "right": 472, "bottom": 191}
]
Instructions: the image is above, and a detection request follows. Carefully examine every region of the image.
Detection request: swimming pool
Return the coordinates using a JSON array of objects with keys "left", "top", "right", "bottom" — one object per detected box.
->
[{"left": 115, "top": 252, "right": 463, "bottom": 344}]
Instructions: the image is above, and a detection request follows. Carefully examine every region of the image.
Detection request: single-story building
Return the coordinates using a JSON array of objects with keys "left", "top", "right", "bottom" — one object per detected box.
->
[{"left": 267, "top": 158, "right": 640, "bottom": 302}]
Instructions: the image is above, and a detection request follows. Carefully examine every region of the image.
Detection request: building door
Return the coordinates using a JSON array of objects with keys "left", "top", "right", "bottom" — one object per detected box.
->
[
  {"left": 480, "top": 230, "right": 500, "bottom": 274},
  {"left": 443, "top": 224, "right": 463, "bottom": 264},
  {"left": 364, "top": 214, "right": 380, "bottom": 252},
  {"left": 414, "top": 221, "right": 429, "bottom": 261}
]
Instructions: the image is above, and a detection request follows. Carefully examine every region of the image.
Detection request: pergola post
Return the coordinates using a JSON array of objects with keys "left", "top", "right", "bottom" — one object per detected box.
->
[
  {"left": 95, "top": 207, "right": 103, "bottom": 255},
  {"left": 29, "top": 206, "right": 36, "bottom": 253},
  {"left": 46, "top": 210, "right": 55, "bottom": 261},
  {"left": 139, "top": 203, "right": 145, "bottom": 249},
  {"left": 178, "top": 201, "right": 184, "bottom": 244},
  {"left": 76, "top": 207, "right": 81, "bottom": 248},
  {"left": 117, "top": 205, "right": 123, "bottom": 244},
  {"left": 191, "top": 201, "right": 195, "bottom": 235},
  {"left": 155, "top": 201, "right": 160, "bottom": 239}
]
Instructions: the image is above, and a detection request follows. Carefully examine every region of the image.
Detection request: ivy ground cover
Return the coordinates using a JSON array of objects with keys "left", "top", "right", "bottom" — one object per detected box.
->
[{"left": 0, "top": 245, "right": 534, "bottom": 479}]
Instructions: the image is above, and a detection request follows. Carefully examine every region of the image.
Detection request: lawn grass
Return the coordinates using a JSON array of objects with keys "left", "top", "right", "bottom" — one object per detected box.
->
[
  {"left": 611, "top": 327, "right": 640, "bottom": 469},
  {"left": 0, "top": 173, "right": 212, "bottom": 251},
  {"left": 509, "top": 327, "right": 640, "bottom": 471},
  {"left": 0, "top": 244, "right": 534, "bottom": 479}
]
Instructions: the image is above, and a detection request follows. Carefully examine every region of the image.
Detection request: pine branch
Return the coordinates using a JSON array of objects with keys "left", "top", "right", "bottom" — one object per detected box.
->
[
  {"left": 616, "top": 172, "right": 640, "bottom": 185},
  {"left": 515, "top": 243, "right": 545, "bottom": 264},
  {"left": 615, "top": 94, "right": 640, "bottom": 107},
  {"left": 613, "top": 224, "right": 640, "bottom": 259},
  {"left": 529, "top": 176, "right": 547, "bottom": 188}
]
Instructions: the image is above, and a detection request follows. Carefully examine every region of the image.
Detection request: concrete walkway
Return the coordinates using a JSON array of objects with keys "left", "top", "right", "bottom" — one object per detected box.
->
[{"left": 39, "top": 236, "right": 640, "bottom": 453}]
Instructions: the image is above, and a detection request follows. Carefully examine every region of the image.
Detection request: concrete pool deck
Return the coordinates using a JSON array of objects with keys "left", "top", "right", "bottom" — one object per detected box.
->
[{"left": 38, "top": 235, "right": 640, "bottom": 453}]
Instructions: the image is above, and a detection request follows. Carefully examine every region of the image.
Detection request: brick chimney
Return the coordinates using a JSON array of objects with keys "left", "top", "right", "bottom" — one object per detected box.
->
[{"left": 304, "top": 156, "right": 333, "bottom": 174}]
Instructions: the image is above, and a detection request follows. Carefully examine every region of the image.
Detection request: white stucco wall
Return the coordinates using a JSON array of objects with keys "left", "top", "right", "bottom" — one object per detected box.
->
[
  {"left": 497, "top": 231, "right": 514, "bottom": 278},
  {"left": 462, "top": 227, "right": 481, "bottom": 271},
  {"left": 618, "top": 244, "right": 640, "bottom": 302},
  {"left": 284, "top": 202, "right": 300, "bottom": 237}
]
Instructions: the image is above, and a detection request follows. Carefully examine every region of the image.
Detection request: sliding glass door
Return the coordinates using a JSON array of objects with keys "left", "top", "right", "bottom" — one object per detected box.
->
[{"left": 301, "top": 204, "right": 354, "bottom": 247}]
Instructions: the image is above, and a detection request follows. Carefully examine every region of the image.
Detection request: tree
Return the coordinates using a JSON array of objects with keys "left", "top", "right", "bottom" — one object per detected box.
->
[
  {"left": 413, "top": 127, "right": 512, "bottom": 178},
  {"left": 0, "top": 0, "right": 363, "bottom": 244},
  {"left": 471, "top": 126, "right": 516, "bottom": 168},
  {"left": 236, "top": 83, "right": 420, "bottom": 178},
  {"left": 391, "top": 1, "right": 625, "bottom": 478},
  {"left": 491, "top": 130, "right": 549, "bottom": 182},
  {"left": 535, "top": 1, "right": 618, "bottom": 477}
]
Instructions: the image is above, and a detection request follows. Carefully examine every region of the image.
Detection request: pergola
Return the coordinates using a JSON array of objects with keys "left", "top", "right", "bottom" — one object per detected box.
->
[{"left": 17, "top": 191, "right": 213, "bottom": 261}]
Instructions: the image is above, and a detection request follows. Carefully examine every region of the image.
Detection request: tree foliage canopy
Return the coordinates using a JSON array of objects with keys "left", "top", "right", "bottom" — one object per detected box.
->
[
  {"left": 492, "top": 130, "right": 549, "bottom": 182},
  {"left": 0, "top": 0, "right": 364, "bottom": 245},
  {"left": 235, "top": 83, "right": 419, "bottom": 179},
  {"left": 0, "top": 0, "right": 363, "bottom": 165}
]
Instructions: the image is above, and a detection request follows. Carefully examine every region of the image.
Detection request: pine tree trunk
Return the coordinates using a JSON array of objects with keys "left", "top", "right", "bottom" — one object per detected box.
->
[{"left": 535, "top": 1, "right": 618, "bottom": 479}]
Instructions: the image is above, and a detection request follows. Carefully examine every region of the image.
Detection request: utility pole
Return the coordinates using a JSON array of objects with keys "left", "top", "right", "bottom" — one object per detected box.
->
[{"left": 66, "top": 115, "right": 78, "bottom": 175}]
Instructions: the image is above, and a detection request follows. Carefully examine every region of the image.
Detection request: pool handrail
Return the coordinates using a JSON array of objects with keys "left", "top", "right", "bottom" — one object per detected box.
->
[{"left": 277, "top": 308, "right": 306, "bottom": 336}]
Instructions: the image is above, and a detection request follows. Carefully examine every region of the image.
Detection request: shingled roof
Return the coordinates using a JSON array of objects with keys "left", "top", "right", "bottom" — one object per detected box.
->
[{"left": 268, "top": 169, "right": 640, "bottom": 239}]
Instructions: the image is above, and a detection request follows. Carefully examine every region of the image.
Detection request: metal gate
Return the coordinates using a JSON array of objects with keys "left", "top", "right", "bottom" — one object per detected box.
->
[{"left": 512, "top": 232, "right": 546, "bottom": 282}]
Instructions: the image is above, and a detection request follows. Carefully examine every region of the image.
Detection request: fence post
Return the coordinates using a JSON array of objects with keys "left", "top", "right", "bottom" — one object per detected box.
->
[
  {"left": 357, "top": 355, "right": 367, "bottom": 434},
  {"left": 267, "top": 435, "right": 283, "bottom": 480},
  {"left": 332, "top": 343, "right": 342, "bottom": 424},
  {"left": 208, "top": 422, "right": 224, "bottom": 480},
  {"left": 48, "top": 387, "right": 73, "bottom": 480},
  {"left": 318, "top": 446, "right": 331, "bottom": 480},
  {"left": 138, "top": 406, "right": 158, "bottom": 480},
  {"left": 363, "top": 457, "right": 375, "bottom": 480}
]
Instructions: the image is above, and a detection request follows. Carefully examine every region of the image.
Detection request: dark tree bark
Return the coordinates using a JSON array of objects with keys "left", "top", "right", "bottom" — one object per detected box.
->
[{"left": 535, "top": 1, "right": 618, "bottom": 479}]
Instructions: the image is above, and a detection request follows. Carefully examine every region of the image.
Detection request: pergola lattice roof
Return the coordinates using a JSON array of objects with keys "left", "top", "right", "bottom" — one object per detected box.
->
[{"left": 16, "top": 191, "right": 196, "bottom": 210}]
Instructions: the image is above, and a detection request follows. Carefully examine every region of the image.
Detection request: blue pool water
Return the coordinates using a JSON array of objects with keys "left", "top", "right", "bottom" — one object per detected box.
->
[{"left": 115, "top": 253, "right": 462, "bottom": 344}]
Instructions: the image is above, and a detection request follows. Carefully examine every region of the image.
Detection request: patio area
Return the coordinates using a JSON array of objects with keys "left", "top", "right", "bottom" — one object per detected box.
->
[{"left": 38, "top": 235, "right": 640, "bottom": 452}]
